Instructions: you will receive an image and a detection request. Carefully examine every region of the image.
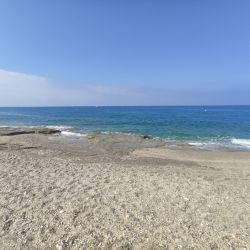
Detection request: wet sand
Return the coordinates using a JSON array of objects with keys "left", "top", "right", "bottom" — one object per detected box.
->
[{"left": 0, "top": 131, "right": 249, "bottom": 249}]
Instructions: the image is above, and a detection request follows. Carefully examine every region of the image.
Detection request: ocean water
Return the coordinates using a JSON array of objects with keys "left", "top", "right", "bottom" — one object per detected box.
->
[{"left": 0, "top": 106, "right": 250, "bottom": 150}]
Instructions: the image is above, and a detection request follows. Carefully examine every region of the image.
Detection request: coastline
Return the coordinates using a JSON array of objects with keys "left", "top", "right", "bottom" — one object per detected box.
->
[
  {"left": 0, "top": 129, "right": 250, "bottom": 249},
  {"left": 1, "top": 125, "right": 250, "bottom": 152}
]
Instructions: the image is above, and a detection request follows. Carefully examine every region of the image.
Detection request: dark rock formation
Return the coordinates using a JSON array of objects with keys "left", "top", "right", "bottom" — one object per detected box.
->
[
  {"left": 141, "top": 135, "right": 151, "bottom": 139},
  {"left": 0, "top": 127, "right": 61, "bottom": 136}
]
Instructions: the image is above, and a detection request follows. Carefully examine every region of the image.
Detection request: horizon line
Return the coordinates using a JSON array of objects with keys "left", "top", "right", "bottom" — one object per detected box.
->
[{"left": 0, "top": 105, "right": 250, "bottom": 108}]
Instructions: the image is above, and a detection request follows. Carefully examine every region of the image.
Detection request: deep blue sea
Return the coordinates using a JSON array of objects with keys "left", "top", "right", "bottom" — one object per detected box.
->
[{"left": 0, "top": 106, "right": 250, "bottom": 150}]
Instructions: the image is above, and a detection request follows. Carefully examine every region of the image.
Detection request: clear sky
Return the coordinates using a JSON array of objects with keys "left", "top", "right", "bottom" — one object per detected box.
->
[{"left": 0, "top": 0, "right": 249, "bottom": 106}]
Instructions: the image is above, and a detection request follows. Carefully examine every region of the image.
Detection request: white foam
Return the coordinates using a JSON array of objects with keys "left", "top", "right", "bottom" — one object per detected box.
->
[
  {"left": 231, "top": 139, "right": 250, "bottom": 149},
  {"left": 61, "top": 131, "right": 85, "bottom": 137},
  {"left": 189, "top": 142, "right": 204, "bottom": 146},
  {"left": 0, "top": 125, "right": 39, "bottom": 129},
  {"left": 100, "top": 131, "right": 134, "bottom": 136},
  {"left": 46, "top": 125, "right": 73, "bottom": 131},
  {"left": 188, "top": 141, "right": 229, "bottom": 151}
]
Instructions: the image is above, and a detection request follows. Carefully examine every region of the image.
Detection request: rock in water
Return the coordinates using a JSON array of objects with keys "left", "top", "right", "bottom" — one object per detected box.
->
[
  {"left": 141, "top": 135, "right": 151, "bottom": 139},
  {"left": 0, "top": 127, "right": 61, "bottom": 136},
  {"left": 34, "top": 128, "right": 61, "bottom": 135}
]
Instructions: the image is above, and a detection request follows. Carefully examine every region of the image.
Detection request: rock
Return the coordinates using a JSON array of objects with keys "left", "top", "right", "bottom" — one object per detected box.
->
[
  {"left": 2, "top": 214, "right": 10, "bottom": 222},
  {"left": 34, "top": 128, "right": 61, "bottom": 135},
  {"left": 0, "top": 127, "right": 61, "bottom": 136},
  {"left": 3, "top": 219, "right": 13, "bottom": 232},
  {"left": 87, "top": 135, "right": 95, "bottom": 140},
  {"left": 141, "top": 135, "right": 151, "bottom": 139},
  {"left": 210, "top": 242, "right": 219, "bottom": 250}
]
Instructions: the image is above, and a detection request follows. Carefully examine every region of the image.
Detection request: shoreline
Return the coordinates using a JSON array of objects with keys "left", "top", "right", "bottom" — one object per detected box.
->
[{"left": 1, "top": 125, "right": 250, "bottom": 152}]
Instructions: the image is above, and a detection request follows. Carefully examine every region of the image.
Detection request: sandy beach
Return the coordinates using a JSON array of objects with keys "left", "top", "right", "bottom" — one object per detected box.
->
[{"left": 0, "top": 130, "right": 249, "bottom": 249}]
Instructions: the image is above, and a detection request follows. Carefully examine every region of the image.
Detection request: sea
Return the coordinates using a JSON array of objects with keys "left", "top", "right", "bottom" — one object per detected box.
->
[{"left": 0, "top": 106, "right": 250, "bottom": 151}]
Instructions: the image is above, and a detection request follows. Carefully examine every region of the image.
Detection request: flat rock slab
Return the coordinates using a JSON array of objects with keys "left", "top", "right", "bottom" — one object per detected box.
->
[{"left": 0, "top": 127, "right": 61, "bottom": 136}]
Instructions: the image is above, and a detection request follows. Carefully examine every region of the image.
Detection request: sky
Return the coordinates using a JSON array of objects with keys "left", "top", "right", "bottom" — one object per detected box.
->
[{"left": 0, "top": 0, "right": 249, "bottom": 106}]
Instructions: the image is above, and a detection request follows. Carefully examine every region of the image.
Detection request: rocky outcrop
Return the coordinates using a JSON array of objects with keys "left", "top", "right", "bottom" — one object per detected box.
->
[{"left": 0, "top": 127, "right": 61, "bottom": 136}]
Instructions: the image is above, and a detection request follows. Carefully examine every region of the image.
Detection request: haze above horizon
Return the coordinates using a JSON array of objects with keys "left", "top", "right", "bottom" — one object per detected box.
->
[{"left": 0, "top": 0, "right": 249, "bottom": 106}]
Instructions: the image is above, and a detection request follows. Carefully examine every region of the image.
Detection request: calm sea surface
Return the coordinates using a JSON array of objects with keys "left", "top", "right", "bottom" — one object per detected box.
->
[{"left": 0, "top": 106, "right": 250, "bottom": 150}]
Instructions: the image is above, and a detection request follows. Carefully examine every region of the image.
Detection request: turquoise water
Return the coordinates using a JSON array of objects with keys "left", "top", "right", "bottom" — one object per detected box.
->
[{"left": 0, "top": 106, "right": 250, "bottom": 150}]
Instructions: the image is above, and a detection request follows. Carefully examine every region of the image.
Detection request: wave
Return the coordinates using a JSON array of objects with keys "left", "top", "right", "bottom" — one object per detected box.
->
[
  {"left": 100, "top": 131, "right": 135, "bottom": 136},
  {"left": 61, "top": 131, "right": 86, "bottom": 137},
  {"left": 0, "top": 125, "right": 74, "bottom": 131},
  {"left": 46, "top": 125, "right": 73, "bottom": 131},
  {"left": 0, "top": 125, "right": 40, "bottom": 128},
  {"left": 188, "top": 142, "right": 204, "bottom": 146},
  {"left": 46, "top": 125, "right": 86, "bottom": 137},
  {"left": 231, "top": 139, "right": 250, "bottom": 149},
  {"left": 187, "top": 141, "right": 224, "bottom": 151},
  {"left": 188, "top": 138, "right": 250, "bottom": 151}
]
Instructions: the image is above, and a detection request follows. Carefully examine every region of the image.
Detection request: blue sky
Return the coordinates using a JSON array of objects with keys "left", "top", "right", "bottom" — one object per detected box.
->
[{"left": 0, "top": 0, "right": 249, "bottom": 106}]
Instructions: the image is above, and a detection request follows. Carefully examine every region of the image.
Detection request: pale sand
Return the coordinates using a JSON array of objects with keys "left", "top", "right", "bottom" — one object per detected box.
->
[{"left": 0, "top": 133, "right": 249, "bottom": 249}]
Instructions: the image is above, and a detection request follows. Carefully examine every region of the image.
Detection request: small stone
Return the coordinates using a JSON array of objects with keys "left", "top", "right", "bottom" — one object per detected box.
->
[
  {"left": 210, "top": 242, "right": 219, "bottom": 249},
  {"left": 3, "top": 220, "right": 13, "bottom": 232},
  {"left": 56, "top": 244, "right": 63, "bottom": 250},
  {"left": 2, "top": 214, "right": 9, "bottom": 222},
  {"left": 141, "top": 135, "right": 151, "bottom": 139}
]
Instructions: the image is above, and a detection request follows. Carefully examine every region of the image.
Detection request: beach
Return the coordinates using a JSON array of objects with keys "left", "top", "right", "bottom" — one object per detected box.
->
[{"left": 0, "top": 131, "right": 250, "bottom": 249}]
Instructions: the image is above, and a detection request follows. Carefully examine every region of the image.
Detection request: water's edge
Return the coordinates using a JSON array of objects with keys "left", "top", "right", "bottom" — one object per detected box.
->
[{"left": 1, "top": 125, "right": 249, "bottom": 152}]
